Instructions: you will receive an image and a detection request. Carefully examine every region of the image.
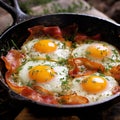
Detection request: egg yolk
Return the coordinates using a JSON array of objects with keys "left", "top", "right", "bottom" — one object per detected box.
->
[
  {"left": 86, "top": 43, "right": 110, "bottom": 59},
  {"left": 34, "top": 39, "right": 57, "bottom": 53},
  {"left": 29, "top": 65, "right": 56, "bottom": 83},
  {"left": 82, "top": 76, "right": 107, "bottom": 94}
]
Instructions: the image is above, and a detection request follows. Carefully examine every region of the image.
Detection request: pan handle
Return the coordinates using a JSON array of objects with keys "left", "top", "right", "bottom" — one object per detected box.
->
[{"left": 0, "top": 0, "right": 31, "bottom": 24}]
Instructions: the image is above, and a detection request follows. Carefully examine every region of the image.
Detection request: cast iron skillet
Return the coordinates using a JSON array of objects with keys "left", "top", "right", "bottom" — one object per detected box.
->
[{"left": 0, "top": 0, "right": 120, "bottom": 118}]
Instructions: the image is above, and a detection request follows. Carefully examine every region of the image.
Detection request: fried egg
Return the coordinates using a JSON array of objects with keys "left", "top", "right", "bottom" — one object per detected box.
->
[
  {"left": 14, "top": 60, "right": 70, "bottom": 95},
  {"left": 71, "top": 72, "right": 118, "bottom": 102},
  {"left": 21, "top": 38, "right": 71, "bottom": 61},
  {"left": 72, "top": 40, "right": 120, "bottom": 70}
]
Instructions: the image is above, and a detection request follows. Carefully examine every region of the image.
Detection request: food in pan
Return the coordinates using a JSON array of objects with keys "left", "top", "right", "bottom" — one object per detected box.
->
[
  {"left": 21, "top": 38, "right": 71, "bottom": 62},
  {"left": 1, "top": 24, "right": 120, "bottom": 105},
  {"left": 15, "top": 60, "right": 69, "bottom": 94},
  {"left": 72, "top": 40, "right": 120, "bottom": 70},
  {"left": 71, "top": 72, "right": 118, "bottom": 102}
]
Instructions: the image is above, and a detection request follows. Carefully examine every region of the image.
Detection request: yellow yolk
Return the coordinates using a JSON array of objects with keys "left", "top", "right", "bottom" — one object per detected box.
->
[
  {"left": 86, "top": 44, "right": 110, "bottom": 59},
  {"left": 29, "top": 65, "right": 56, "bottom": 83},
  {"left": 34, "top": 39, "right": 57, "bottom": 53},
  {"left": 82, "top": 76, "right": 107, "bottom": 94}
]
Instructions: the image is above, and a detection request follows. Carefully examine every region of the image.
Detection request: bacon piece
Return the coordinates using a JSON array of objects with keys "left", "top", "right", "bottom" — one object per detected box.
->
[
  {"left": 59, "top": 93, "right": 89, "bottom": 105},
  {"left": 1, "top": 49, "right": 26, "bottom": 93},
  {"left": 90, "top": 33, "right": 101, "bottom": 40},
  {"left": 21, "top": 87, "right": 58, "bottom": 104},
  {"left": 74, "top": 33, "right": 88, "bottom": 43},
  {"left": 33, "top": 85, "right": 53, "bottom": 96},
  {"left": 68, "top": 57, "right": 105, "bottom": 77},
  {"left": 5, "top": 70, "right": 27, "bottom": 93},
  {"left": 62, "top": 24, "right": 78, "bottom": 40},
  {"left": 1, "top": 49, "right": 24, "bottom": 72},
  {"left": 26, "top": 25, "right": 64, "bottom": 42},
  {"left": 79, "top": 58, "right": 105, "bottom": 72},
  {"left": 112, "top": 86, "right": 120, "bottom": 94},
  {"left": 110, "top": 65, "right": 120, "bottom": 81},
  {"left": 74, "top": 33, "right": 101, "bottom": 43},
  {"left": 26, "top": 25, "right": 44, "bottom": 41},
  {"left": 43, "top": 26, "right": 64, "bottom": 40}
]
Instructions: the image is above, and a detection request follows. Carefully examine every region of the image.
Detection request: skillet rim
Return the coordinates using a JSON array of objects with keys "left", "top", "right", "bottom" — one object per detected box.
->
[
  {"left": 0, "top": 12, "right": 120, "bottom": 38},
  {"left": 0, "top": 13, "right": 120, "bottom": 109}
]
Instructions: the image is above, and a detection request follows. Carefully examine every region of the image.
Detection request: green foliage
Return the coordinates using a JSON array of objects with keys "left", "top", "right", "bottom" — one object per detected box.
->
[
  {"left": 19, "top": 0, "right": 53, "bottom": 14},
  {"left": 42, "top": 1, "right": 85, "bottom": 14},
  {"left": 18, "top": 0, "right": 90, "bottom": 15}
]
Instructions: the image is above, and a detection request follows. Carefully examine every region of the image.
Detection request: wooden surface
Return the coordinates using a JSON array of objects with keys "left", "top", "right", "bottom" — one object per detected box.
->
[
  {"left": 0, "top": 7, "right": 13, "bottom": 35},
  {"left": 0, "top": 0, "right": 120, "bottom": 120},
  {"left": 15, "top": 108, "right": 80, "bottom": 120}
]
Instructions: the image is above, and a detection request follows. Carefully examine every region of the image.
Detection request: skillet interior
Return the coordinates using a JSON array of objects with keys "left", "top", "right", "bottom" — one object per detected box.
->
[{"left": 0, "top": 13, "right": 120, "bottom": 115}]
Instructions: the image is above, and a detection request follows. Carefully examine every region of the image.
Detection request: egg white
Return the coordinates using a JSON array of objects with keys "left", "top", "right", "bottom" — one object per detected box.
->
[
  {"left": 21, "top": 38, "right": 71, "bottom": 61},
  {"left": 71, "top": 72, "right": 119, "bottom": 103},
  {"left": 72, "top": 40, "right": 120, "bottom": 70},
  {"left": 14, "top": 60, "right": 70, "bottom": 95}
]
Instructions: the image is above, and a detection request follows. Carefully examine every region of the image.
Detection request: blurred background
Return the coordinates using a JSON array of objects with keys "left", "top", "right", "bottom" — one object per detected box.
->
[
  {"left": 87, "top": 0, "right": 120, "bottom": 24},
  {"left": 17, "top": 0, "right": 120, "bottom": 23},
  {"left": 1, "top": 0, "right": 120, "bottom": 23},
  {"left": 0, "top": 0, "right": 120, "bottom": 34},
  {"left": 0, "top": 0, "right": 119, "bottom": 35}
]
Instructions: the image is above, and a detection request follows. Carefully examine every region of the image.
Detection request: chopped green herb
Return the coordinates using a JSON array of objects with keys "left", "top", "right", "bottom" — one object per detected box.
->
[
  {"left": 11, "top": 39, "right": 19, "bottom": 50},
  {"left": 58, "top": 59, "right": 67, "bottom": 65},
  {"left": 45, "top": 55, "right": 51, "bottom": 60}
]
